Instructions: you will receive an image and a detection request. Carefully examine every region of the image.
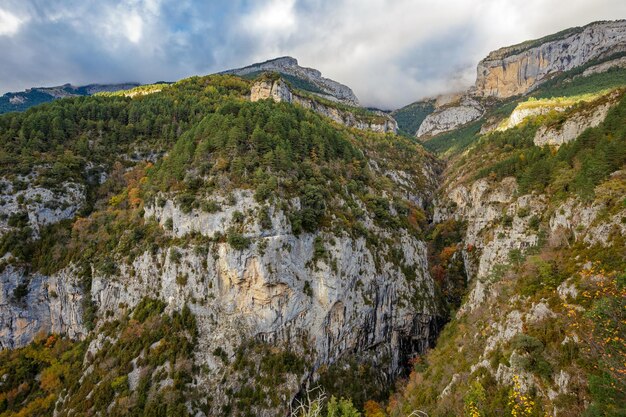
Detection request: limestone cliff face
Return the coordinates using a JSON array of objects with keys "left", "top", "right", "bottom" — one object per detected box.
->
[
  {"left": 251, "top": 79, "right": 398, "bottom": 133},
  {"left": 582, "top": 55, "right": 626, "bottom": 76},
  {"left": 435, "top": 177, "right": 546, "bottom": 280},
  {"left": 416, "top": 96, "right": 483, "bottom": 138},
  {"left": 223, "top": 56, "right": 360, "bottom": 106},
  {"left": 435, "top": 171, "right": 625, "bottom": 285},
  {"left": 475, "top": 20, "right": 626, "bottom": 98},
  {"left": 428, "top": 169, "right": 626, "bottom": 411},
  {"left": 0, "top": 266, "right": 86, "bottom": 349},
  {"left": 0, "top": 174, "right": 438, "bottom": 415}
]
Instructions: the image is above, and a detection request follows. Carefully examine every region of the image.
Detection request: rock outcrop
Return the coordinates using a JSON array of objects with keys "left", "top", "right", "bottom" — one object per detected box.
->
[
  {"left": 499, "top": 105, "right": 567, "bottom": 131},
  {"left": 582, "top": 55, "right": 626, "bottom": 76},
  {"left": 475, "top": 20, "right": 626, "bottom": 98},
  {"left": 435, "top": 177, "right": 546, "bottom": 280},
  {"left": 416, "top": 95, "right": 483, "bottom": 138},
  {"left": 0, "top": 266, "right": 86, "bottom": 349},
  {"left": 533, "top": 97, "right": 617, "bottom": 147},
  {"left": 251, "top": 79, "right": 398, "bottom": 133},
  {"left": 223, "top": 56, "right": 360, "bottom": 106}
]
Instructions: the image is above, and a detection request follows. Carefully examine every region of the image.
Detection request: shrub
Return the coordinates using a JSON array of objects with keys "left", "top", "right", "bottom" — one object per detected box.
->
[
  {"left": 303, "top": 281, "right": 313, "bottom": 297},
  {"left": 313, "top": 236, "right": 326, "bottom": 260},
  {"left": 213, "top": 347, "right": 229, "bottom": 364},
  {"left": 13, "top": 282, "right": 29, "bottom": 301},
  {"left": 176, "top": 274, "right": 188, "bottom": 286},
  {"left": 170, "top": 248, "right": 182, "bottom": 263},
  {"left": 202, "top": 200, "right": 221, "bottom": 213},
  {"left": 8, "top": 212, "right": 29, "bottom": 228},
  {"left": 227, "top": 230, "right": 250, "bottom": 250},
  {"left": 529, "top": 215, "right": 541, "bottom": 230},
  {"left": 232, "top": 210, "right": 244, "bottom": 224},
  {"left": 258, "top": 207, "right": 273, "bottom": 230},
  {"left": 133, "top": 297, "right": 166, "bottom": 322}
]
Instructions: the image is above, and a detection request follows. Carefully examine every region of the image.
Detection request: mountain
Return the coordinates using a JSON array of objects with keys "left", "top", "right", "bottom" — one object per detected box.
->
[
  {"left": 382, "top": 21, "right": 626, "bottom": 417},
  {"left": 0, "top": 73, "right": 440, "bottom": 416},
  {"left": 475, "top": 20, "right": 626, "bottom": 98},
  {"left": 0, "top": 83, "right": 141, "bottom": 114},
  {"left": 221, "top": 56, "right": 360, "bottom": 106},
  {"left": 0, "top": 20, "right": 625, "bottom": 417},
  {"left": 249, "top": 74, "right": 397, "bottom": 133},
  {"left": 410, "top": 19, "right": 626, "bottom": 140}
]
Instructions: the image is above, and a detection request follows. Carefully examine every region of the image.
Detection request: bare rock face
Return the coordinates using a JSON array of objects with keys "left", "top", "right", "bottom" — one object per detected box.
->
[
  {"left": 0, "top": 266, "right": 86, "bottom": 348},
  {"left": 416, "top": 96, "right": 483, "bottom": 138},
  {"left": 250, "top": 79, "right": 293, "bottom": 103},
  {"left": 533, "top": 99, "right": 616, "bottom": 147},
  {"left": 500, "top": 105, "right": 567, "bottom": 131},
  {"left": 475, "top": 20, "right": 626, "bottom": 98},
  {"left": 251, "top": 79, "right": 398, "bottom": 133},
  {"left": 139, "top": 188, "right": 435, "bottom": 374},
  {"left": 437, "top": 177, "right": 545, "bottom": 280},
  {"left": 582, "top": 55, "right": 626, "bottom": 76},
  {"left": 1, "top": 182, "right": 438, "bottom": 415},
  {"left": 224, "top": 56, "right": 360, "bottom": 106}
]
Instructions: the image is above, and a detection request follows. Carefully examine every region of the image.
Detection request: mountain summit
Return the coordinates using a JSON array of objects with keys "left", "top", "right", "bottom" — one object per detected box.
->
[{"left": 221, "top": 56, "right": 360, "bottom": 106}]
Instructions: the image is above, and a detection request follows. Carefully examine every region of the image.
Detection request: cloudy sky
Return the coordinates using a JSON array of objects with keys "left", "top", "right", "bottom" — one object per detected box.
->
[{"left": 0, "top": 0, "right": 624, "bottom": 108}]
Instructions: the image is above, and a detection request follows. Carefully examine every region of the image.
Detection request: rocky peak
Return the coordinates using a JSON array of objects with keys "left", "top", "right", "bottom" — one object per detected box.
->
[
  {"left": 415, "top": 94, "right": 483, "bottom": 138},
  {"left": 222, "top": 56, "right": 360, "bottom": 106}
]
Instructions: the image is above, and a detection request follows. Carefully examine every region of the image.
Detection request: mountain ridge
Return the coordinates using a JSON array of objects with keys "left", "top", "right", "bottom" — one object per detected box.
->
[
  {"left": 220, "top": 56, "right": 360, "bottom": 106},
  {"left": 0, "top": 82, "right": 141, "bottom": 114}
]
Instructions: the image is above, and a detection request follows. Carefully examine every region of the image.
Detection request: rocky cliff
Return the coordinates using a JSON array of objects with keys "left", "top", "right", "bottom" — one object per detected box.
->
[
  {"left": 475, "top": 20, "right": 626, "bottom": 98},
  {"left": 0, "top": 266, "right": 85, "bottom": 349},
  {"left": 251, "top": 78, "right": 398, "bottom": 133},
  {"left": 415, "top": 95, "right": 483, "bottom": 138},
  {"left": 386, "top": 86, "right": 626, "bottom": 417},
  {"left": 1, "top": 183, "right": 438, "bottom": 416},
  {"left": 223, "top": 56, "right": 360, "bottom": 106},
  {"left": 533, "top": 98, "right": 616, "bottom": 147}
]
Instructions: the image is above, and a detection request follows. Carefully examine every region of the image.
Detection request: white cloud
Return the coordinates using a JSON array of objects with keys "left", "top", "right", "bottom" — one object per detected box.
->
[
  {"left": 243, "top": 0, "right": 297, "bottom": 34},
  {"left": 0, "top": 8, "right": 24, "bottom": 36},
  {"left": 123, "top": 12, "right": 144, "bottom": 43},
  {"left": 232, "top": 0, "right": 626, "bottom": 108}
]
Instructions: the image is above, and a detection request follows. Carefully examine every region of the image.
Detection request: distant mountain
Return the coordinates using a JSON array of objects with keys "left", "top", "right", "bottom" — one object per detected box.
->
[
  {"left": 407, "top": 19, "right": 626, "bottom": 140},
  {"left": 0, "top": 82, "right": 141, "bottom": 114},
  {"left": 221, "top": 56, "right": 360, "bottom": 106},
  {"left": 475, "top": 19, "right": 626, "bottom": 98}
]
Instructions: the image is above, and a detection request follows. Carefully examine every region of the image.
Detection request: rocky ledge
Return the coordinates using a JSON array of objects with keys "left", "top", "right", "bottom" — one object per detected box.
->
[{"left": 251, "top": 79, "right": 398, "bottom": 133}]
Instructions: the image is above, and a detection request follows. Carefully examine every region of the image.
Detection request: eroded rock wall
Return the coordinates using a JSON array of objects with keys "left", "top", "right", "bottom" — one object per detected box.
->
[
  {"left": 475, "top": 20, "right": 626, "bottom": 98},
  {"left": 251, "top": 79, "right": 398, "bottom": 133}
]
